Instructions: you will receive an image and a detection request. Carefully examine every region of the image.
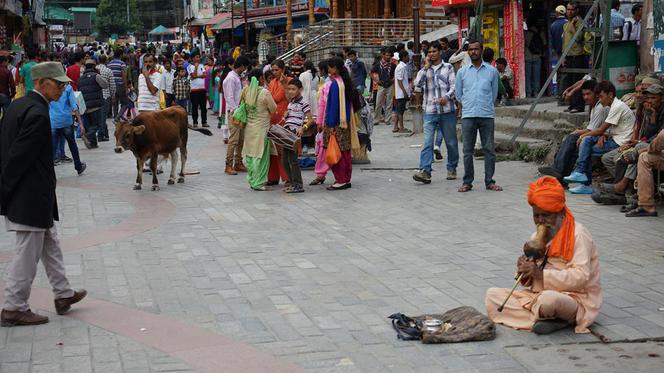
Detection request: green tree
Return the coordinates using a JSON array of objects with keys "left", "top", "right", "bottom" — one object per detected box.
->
[{"left": 95, "top": 0, "right": 142, "bottom": 38}]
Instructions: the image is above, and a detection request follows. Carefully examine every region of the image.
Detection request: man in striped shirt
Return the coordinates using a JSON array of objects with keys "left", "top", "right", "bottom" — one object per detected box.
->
[
  {"left": 108, "top": 49, "right": 128, "bottom": 119},
  {"left": 96, "top": 54, "right": 115, "bottom": 142},
  {"left": 137, "top": 54, "right": 162, "bottom": 113},
  {"left": 412, "top": 41, "right": 459, "bottom": 184}
]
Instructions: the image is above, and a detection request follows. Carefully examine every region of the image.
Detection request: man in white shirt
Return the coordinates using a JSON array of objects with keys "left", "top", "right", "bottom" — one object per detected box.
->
[
  {"left": 564, "top": 81, "right": 635, "bottom": 194},
  {"left": 622, "top": 4, "right": 642, "bottom": 45},
  {"left": 161, "top": 59, "right": 175, "bottom": 108},
  {"left": 222, "top": 56, "right": 250, "bottom": 175},
  {"left": 393, "top": 50, "right": 411, "bottom": 133},
  {"left": 539, "top": 80, "right": 609, "bottom": 185},
  {"left": 187, "top": 53, "right": 208, "bottom": 127},
  {"left": 137, "top": 54, "right": 162, "bottom": 113}
]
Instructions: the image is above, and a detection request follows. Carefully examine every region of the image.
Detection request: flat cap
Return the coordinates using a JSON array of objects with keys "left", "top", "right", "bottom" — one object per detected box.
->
[
  {"left": 30, "top": 62, "right": 71, "bottom": 82},
  {"left": 645, "top": 84, "right": 664, "bottom": 95}
]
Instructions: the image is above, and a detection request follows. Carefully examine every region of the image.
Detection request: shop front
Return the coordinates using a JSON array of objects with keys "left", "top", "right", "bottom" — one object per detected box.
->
[{"left": 443, "top": 0, "right": 527, "bottom": 97}]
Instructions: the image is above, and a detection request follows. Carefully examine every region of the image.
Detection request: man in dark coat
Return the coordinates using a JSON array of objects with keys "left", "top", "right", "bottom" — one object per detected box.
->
[{"left": 0, "top": 62, "right": 87, "bottom": 327}]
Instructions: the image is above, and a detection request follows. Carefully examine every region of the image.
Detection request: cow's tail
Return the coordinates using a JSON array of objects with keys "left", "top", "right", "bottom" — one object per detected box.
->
[{"left": 188, "top": 126, "right": 213, "bottom": 136}]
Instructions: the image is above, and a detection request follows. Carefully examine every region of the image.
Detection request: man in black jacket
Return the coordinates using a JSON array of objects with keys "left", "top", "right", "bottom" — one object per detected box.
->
[
  {"left": 79, "top": 59, "right": 109, "bottom": 149},
  {"left": 0, "top": 62, "right": 86, "bottom": 327}
]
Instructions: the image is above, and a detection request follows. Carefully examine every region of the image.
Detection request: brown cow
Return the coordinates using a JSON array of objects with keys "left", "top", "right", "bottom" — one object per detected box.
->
[{"left": 114, "top": 106, "right": 212, "bottom": 191}]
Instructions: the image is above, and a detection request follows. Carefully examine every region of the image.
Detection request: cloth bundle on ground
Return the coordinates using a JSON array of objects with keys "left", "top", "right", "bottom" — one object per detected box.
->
[{"left": 388, "top": 306, "right": 496, "bottom": 343}]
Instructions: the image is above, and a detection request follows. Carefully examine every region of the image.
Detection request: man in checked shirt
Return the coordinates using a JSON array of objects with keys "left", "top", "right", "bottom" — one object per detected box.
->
[{"left": 412, "top": 41, "right": 459, "bottom": 184}]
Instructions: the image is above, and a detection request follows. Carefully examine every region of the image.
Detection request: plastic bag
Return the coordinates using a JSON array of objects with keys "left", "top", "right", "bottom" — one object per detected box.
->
[{"left": 325, "top": 131, "right": 341, "bottom": 166}]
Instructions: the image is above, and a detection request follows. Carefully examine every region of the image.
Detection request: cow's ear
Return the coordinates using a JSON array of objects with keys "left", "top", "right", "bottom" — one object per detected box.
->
[{"left": 133, "top": 125, "right": 146, "bottom": 135}]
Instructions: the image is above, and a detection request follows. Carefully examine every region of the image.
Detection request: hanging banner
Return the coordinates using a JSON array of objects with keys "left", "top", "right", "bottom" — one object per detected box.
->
[
  {"left": 503, "top": 0, "right": 525, "bottom": 98},
  {"left": 482, "top": 9, "right": 500, "bottom": 55},
  {"left": 458, "top": 8, "right": 469, "bottom": 47}
]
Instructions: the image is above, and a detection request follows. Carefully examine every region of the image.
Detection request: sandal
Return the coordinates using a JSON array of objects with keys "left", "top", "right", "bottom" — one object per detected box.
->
[
  {"left": 486, "top": 183, "right": 503, "bottom": 191},
  {"left": 309, "top": 177, "right": 325, "bottom": 185},
  {"left": 251, "top": 186, "right": 269, "bottom": 191},
  {"left": 326, "top": 183, "right": 351, "bottom": 191},
  {"left": 458, "top": 184, "right": 473, "bottom": 193},
  {"left": 620, "top": 202, "right": 638, "bottom": 213},
  {"left": 285, "top": 186, "right": 304, "bottom": 194},
  {"left": 625, "top": 207, "right": 658, "bottom": 217},
  {"left": 392, "top": 128, "right": 399, "bottom": 133}
]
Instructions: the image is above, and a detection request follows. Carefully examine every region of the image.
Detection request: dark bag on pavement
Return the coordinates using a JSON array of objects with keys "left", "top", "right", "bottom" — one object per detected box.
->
[
  {"left": 416, "top": 306, "right": 496, "bottom": 343},
  {"left": 388, "top": 313, "right": 422, "bottom": 341},
  {"left": 388, "top": 306, "right": 495, "bottom": 343}
]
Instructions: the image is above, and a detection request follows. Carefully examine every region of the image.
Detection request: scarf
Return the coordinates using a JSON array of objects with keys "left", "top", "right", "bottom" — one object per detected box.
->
[
  {"left": 244, "top": 76, "right": 260, "bottom": 117},
  {"left": 324, "top": 77, "right": 349, "bottom": 129},
  {"left": 527, "top": 176, "right": 576, "bottom": 262}
]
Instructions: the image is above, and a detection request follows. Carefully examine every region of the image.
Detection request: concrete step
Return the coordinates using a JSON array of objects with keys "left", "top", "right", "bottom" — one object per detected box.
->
[
  {"left": 495, "top": 101, "right": 587, "bottom": 127},
  {"left": 494, "top": 116, "right": 575, "bottom": 142}
]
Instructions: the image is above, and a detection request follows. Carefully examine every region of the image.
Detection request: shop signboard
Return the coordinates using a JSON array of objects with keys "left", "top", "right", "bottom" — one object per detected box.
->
[{"left": 482, "top": 9, "right": 499, "bottom": 55}]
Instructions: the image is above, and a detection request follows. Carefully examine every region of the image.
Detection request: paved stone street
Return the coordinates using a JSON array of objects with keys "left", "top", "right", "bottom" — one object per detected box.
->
[{"left": 1, "top": 117, "right": 664, "bottom": 372}]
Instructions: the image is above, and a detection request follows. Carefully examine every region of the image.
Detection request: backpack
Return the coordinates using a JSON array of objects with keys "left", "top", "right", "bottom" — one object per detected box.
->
[{"left": 527, "top": 31, "right": 543, "bottom": 55}]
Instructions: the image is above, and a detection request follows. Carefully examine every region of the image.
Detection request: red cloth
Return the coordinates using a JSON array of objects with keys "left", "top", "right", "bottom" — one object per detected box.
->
[
  {"left": 527, "top": 176, "right": 576, "bottom": 262},
  {"left": 331, "top": 150, "right": 352, "bottom": 184},
  {"left": 66, "top": 64, "right": 81, "bottom": 91},
  {"left": 268, "top": 149, "right": 288, "bottom": 183}
]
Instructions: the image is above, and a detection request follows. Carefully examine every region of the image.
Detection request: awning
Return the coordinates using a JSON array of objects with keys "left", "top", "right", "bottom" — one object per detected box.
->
[
  {"left": 189, "top": 17, "right": 212, "bottom": 26},
  {"left": 211, "top": 8, "right": 328, "bottom": 31},
  {"left": 211, "top": 15, "right": 242, "bottom": 30},
  {"left": 149, "top": 25, "right": 173, "bottom": 35},
  {"left": 190, "top": 11, "right": 232, "bottom": 27}
]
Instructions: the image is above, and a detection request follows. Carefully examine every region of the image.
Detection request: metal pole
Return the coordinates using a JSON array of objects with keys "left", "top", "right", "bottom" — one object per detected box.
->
[
  {"left": 509, "top": 0, "right": 599, "bottom": 146},
  {"left": 231, "top": 2, "right": 235, "bottom": 47},
  {"left": 412, "top": 0, "right": 421, "bottom": 70},
  {"left": 243, "top": 0, "right": 249, "bottom": 48},
  {"left": 127, "top": 0, "right": 130, "bottom": 23},
  {"left": 600, "top": 0, "right": 610, "bottom": 80}
]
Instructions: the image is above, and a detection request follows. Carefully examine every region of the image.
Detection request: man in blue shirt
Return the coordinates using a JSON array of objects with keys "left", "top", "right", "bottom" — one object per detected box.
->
[
  {"left": 550, "top": 6, "right": 568, "bottom": 58},
  {"left": 50, "top": 84, "right": 86, "bottom": 175},
  {"left": 347, "top": 50, "right": 367, "bottom": 95},
  {"left": 455, "top": 39, "right": 502, "bottom": 192}
]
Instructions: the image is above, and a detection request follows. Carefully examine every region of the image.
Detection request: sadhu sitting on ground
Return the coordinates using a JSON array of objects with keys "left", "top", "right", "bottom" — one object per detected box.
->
[{"left": 485, "top": 176, "right": 602, "bottom": 334}]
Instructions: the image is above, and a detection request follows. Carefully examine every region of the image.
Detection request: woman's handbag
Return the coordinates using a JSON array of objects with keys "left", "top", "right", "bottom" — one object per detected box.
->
[
  {"left": 231, "top": 102, "right": 247, "bottom": 127},
  {"left": 325, "top": 130, "right": 342, "bottom": 166}
]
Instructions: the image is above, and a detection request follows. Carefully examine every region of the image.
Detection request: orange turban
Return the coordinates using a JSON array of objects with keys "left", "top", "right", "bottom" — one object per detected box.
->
[{"left": 527, "top": 176, "right": 576, "bottom": 262}]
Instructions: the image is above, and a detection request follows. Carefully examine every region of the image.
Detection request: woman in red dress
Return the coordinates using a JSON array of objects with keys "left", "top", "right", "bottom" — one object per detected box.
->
[{"left": 266, "top": 59, "right": 290, "bottom": 185}]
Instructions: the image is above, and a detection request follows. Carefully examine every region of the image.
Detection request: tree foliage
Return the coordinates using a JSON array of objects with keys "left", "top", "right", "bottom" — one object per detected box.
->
[{"left": 95, "top": 0, "right": 142, "bottom": 38}]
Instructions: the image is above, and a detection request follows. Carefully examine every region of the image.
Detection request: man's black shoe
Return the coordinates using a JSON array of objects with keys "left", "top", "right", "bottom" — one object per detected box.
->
[{"left": 538, "top": 166, "right": 562, "bottom": 179}]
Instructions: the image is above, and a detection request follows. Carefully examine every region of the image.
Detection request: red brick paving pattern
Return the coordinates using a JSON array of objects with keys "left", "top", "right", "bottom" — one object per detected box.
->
[{"left": 0, "top": 180, "right": 303, "bottom": 373}]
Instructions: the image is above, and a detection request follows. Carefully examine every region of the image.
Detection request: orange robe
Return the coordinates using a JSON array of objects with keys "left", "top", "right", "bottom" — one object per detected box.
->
[
  {"left": 485, "top": 222, "right": 602, "bottom": 333},
  {"left": 268, "top": 79, "right": 289, "bottom": 183}
]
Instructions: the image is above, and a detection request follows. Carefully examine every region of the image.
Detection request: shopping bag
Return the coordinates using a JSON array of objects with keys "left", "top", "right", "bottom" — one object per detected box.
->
[{"left": 325, "top": 131, "right": 341, "bottom": 166}]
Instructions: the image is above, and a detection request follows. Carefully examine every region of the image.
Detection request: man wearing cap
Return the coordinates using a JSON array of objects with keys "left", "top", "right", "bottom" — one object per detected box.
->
[
  {"left": 485, "top": 176, "right": 602, "bottom": 335},
  {"left": 600, "top": 84, "right": 664, "bottom": 199},
  {"left": 0, "top": 62, "right": 87, "bottom": 326},
  {"left": 550, "top": 5, "right": 568, "bottom": 59},
  {"left": 78, "top": 59, "right": 109, "bottom": 149},
  {"left": 627, "top": 129, "right": 664, "bottom": 217}
]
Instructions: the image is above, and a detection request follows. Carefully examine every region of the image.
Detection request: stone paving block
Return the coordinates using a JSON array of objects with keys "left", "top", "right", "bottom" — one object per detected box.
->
[{"left": 2, "top": 119, "right": 663, "bottom": 372}]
